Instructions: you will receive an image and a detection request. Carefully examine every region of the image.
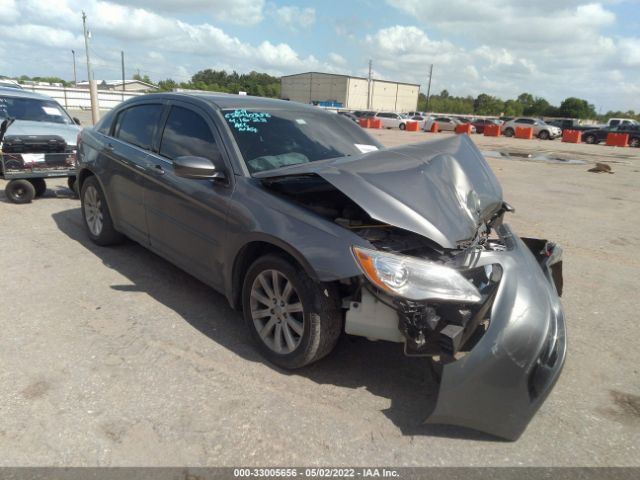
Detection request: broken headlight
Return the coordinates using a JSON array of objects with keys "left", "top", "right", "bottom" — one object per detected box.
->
[{"left": 352, "top": 246, "right": 482, "bottom": 303}]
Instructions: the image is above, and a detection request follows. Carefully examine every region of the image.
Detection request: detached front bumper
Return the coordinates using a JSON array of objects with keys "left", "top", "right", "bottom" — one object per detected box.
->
[{"left": 426, "top": 224, "right": 567, "bottom": 440}]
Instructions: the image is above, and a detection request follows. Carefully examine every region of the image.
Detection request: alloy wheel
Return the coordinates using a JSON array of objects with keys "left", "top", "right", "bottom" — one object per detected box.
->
[
  {"left": 83, "top": 185, "right": 103, "bottom": 236},
  {"left": 250, "top": 269, "right": 304, "bottom": 354}
]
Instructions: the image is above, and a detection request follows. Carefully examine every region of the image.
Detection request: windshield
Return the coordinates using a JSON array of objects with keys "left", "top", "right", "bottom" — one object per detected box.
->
[
  {"left": 223, "top": 108, "right": 382, "bottom": 175},
  {"left": 0, "top": 96, "right": 73, "bottom": 124}
]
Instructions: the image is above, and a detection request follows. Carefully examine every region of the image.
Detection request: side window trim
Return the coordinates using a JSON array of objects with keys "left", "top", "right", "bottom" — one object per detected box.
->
[
  {"left": 112, "top": 102, "right": 164, "bottom": 151},
  {"left": 153, "top": 101, "right": 234, "bottom": 180}
]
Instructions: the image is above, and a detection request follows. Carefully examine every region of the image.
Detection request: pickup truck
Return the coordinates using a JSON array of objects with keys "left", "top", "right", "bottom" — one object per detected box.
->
[
  {"left": 546, "top": 119, "right": 600, "bottom": 132},
  {"left": 581, "top": 125, "right": 640, "bottom": 147},
  {"left": 606, "top": 118, "right": 639, "bottom": 128}
]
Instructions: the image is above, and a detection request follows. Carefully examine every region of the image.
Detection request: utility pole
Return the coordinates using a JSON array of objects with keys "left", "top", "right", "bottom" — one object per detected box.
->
[
  {"left": 71, "top": 50, "right": 77, "bottom": 86},
  {"left": 82, "top": 11, "right": 100, "bottom": 124},
  {"left": 121, "top": 51, "right": 125, "bottom": 91},
  {"left": 367, "top": 59, "right": 372, "bottom": 110},
  {"left": 425, "top": 64, "right": 433, "bottom": 112}
]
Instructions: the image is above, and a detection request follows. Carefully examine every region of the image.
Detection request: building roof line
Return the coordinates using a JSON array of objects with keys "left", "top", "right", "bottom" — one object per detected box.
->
[{"left": 280, "top": 71, "right": 420, "bottom": 88}]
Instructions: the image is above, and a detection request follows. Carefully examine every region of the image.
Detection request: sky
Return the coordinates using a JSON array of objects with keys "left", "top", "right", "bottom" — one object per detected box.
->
[{"left": 1, "top": 0, "right": 639, "bottom": 112}]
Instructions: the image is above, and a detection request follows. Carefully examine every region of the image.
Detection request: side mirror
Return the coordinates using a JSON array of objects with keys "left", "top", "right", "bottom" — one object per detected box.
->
[
  {"left": 73, "top": 117, "right": 81, "bottom": 125},
  {"left": 173, "top": 154, "right": 227, "bottom": 181}
]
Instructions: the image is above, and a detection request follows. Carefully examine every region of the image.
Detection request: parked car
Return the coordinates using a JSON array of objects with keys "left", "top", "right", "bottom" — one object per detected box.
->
[
  {"left": 0, "top": 87, "right": 81, "bottom": 178},
  {"left": 352, "top": 110, "right": 375, "bottom": 118},
  {"left": 0, "top": 79, "right": 23, "bottom": 89},
  {"left": 76, "top": 93, "right": 566, "bottom": 440},
  {"left": 546, "top": 119, "right": 599, "bottom": 133},
  {"left": 337, "top": 111, "right": 358, "bottom": 123},
  {"left": 371, "top": 112, "right": 415, "bottom": 130},
  {"left": 432, "top": 116, "right": 476, "bottom": 133},
  {"left": 501, "top": 117, "right": 561, "bottom": 140},
  {"left": 471, "top": 118, "right": 500, "bottom": 134},
  {"left": 582, "top": 124, "right": 640, "bottom": 147}
]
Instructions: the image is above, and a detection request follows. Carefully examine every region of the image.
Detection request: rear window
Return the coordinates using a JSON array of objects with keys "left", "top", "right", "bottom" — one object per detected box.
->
[{"left": 115, "top": 104, "right": 163, "bottom": 150}]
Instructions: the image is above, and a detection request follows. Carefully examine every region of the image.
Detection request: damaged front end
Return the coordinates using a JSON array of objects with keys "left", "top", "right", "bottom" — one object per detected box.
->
[
  {"left": 256, "top": 135, "right": 566, "bottom": 440},
  {"left": 345, "top": 222, "right": 566, "bottom": 441}
]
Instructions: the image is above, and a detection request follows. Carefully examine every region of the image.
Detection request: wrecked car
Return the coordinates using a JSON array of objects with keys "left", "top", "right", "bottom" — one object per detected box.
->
[{"left": 76, "top": 94, "right": 566, "bottom": 440}]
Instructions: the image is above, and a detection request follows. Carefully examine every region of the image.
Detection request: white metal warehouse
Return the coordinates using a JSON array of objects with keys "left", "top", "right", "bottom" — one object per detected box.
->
[{"left": 280, "top": 72, "right": 419, "bottom": 112}]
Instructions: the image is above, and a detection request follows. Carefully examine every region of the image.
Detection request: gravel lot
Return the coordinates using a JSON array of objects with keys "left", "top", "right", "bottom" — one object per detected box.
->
[{"left": 1, "top": 130, "right": 639, "bottom": 466}]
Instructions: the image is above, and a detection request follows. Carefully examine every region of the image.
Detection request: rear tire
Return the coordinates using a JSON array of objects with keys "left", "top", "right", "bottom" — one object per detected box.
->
[
  {"left": 584, "top": 134, "right": 597, "bottom": 144},
  {"left": 629, "top": 137, "right": 640, "bottom": 148},
  {"left": 5, "top": 179, "right": 35, "bottom": 204},
  {"left": 242, "top": 254, "right": 342, "bottom": 369},
  {"left": 80, "top": 176, "right": 124, "bottom": 246},
  {"left": 29, "top": 178, "right": 47, "bottom": 197}
]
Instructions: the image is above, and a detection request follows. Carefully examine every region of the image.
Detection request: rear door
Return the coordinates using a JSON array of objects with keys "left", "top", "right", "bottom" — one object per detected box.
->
[
  {"left": 143, "top": 102, "right": 233, "bottom": 289},
  {"left": 106, "top": 102, "right": 164, "bottom": 243}
]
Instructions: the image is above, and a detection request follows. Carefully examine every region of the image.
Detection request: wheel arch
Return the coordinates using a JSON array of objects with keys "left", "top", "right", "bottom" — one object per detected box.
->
[{"left": 228, "top": 236, "right": 322, "bottom": 311}]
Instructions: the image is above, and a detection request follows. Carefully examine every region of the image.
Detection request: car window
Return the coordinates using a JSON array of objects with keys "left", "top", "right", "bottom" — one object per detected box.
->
[
  {"left": 115, "top": 104, "right": 163, "bottom": 150},
  {"left": 0, "top": 95, "right": 74, "bottom": 125},
  {"left": 222, "top": 108, "right": 382, "bottom": 175},
  {"left": 159, "top": 106, "right": 218, "bottom": 161}
]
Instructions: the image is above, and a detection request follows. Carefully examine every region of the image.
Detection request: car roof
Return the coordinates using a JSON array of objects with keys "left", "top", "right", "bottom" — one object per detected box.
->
[
  {"left": 0, "top": 86, "right": 54, "bottom": 100},
  {"left": 132, "top": 92, "right": 324, "bottom": 114}
]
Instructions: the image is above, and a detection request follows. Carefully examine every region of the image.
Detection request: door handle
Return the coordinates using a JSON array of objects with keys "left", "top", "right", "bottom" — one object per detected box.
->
[
  {"left": 105, "top": 143, "right": 115, "bottom": 151},
  {"left": 153, "top": 164, "right": 165, "bottom": 175}
]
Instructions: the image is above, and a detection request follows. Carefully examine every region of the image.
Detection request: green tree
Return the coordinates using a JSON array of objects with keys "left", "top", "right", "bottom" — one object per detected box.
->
[
  {"left": 473, "top": 93, "right": 504, "bottom": 115},
  {"left": 503, "top": 99, "right": 524, "bottom": 116},
  {"left": 133, "top": 73, "right": 153, "bottom": 84},
  {"left": 558, "top": 97, "right": 596, "bottom": 119},
  {"left": 157, "top": 79, "right": 178, "bottom": 91}
]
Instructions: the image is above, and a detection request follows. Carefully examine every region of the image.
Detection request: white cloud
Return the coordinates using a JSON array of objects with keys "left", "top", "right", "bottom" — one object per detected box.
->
[
  {"left": 0, "top": 0, "right": 338, "bottom": 82},
  {"left": 268, "top": 4, "right": 316, "bottom": 31},
  {"left": 329, "top": 53, "right": 347, "bottom": 66},
  {"left": 618, "top": 38, "right": 640, "bottom": 66},
  {"left": 108, "top": 0, "right": 266, "bottom": 25}
]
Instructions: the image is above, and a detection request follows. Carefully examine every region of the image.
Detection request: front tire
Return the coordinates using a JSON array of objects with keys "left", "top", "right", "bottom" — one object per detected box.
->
[
  {"left": 630, "top": 137, "right": 640, "bottom": 148},
  {"left": 503, "top": 128, "right": 514, "bottom": 137},
  {"left": 399, "top": 123, "right": 406, "bottom": 130},
  {"left": 584, "top": 134, "right": 597, "bottom": 144},
  {"left": 80, "top": 176, "right": 124, "bottom": 246},
  {"left": 242, "top": 254, "right": 342, "bottom": 369},
  {"left": 538, "top": 130, "right": 550, "bottom": 140}
]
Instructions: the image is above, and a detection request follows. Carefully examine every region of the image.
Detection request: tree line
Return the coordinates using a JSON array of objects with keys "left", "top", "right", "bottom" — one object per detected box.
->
[
  {"left": 419, "top": 90, "right": 637, "bottom": 121},
  {"left": 4, "top": 71, "right": 637, "bottom": 121},
  {"left": 156, "top": 70, "right": 281, "bottom": 99}
]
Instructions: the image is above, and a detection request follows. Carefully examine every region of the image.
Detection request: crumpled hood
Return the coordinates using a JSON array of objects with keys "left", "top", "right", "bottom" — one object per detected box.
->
[
  {"left": 256, "top": 135, "right": 503, "bottom": 249},
  {"left": 2, "top": 120, "right": 81, "bottom": 148}
]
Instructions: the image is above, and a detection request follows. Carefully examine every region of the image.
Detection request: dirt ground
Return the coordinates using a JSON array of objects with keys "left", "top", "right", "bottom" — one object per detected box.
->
[{"left": 0, "top": 130, "right": 638, "bottom": 466}]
